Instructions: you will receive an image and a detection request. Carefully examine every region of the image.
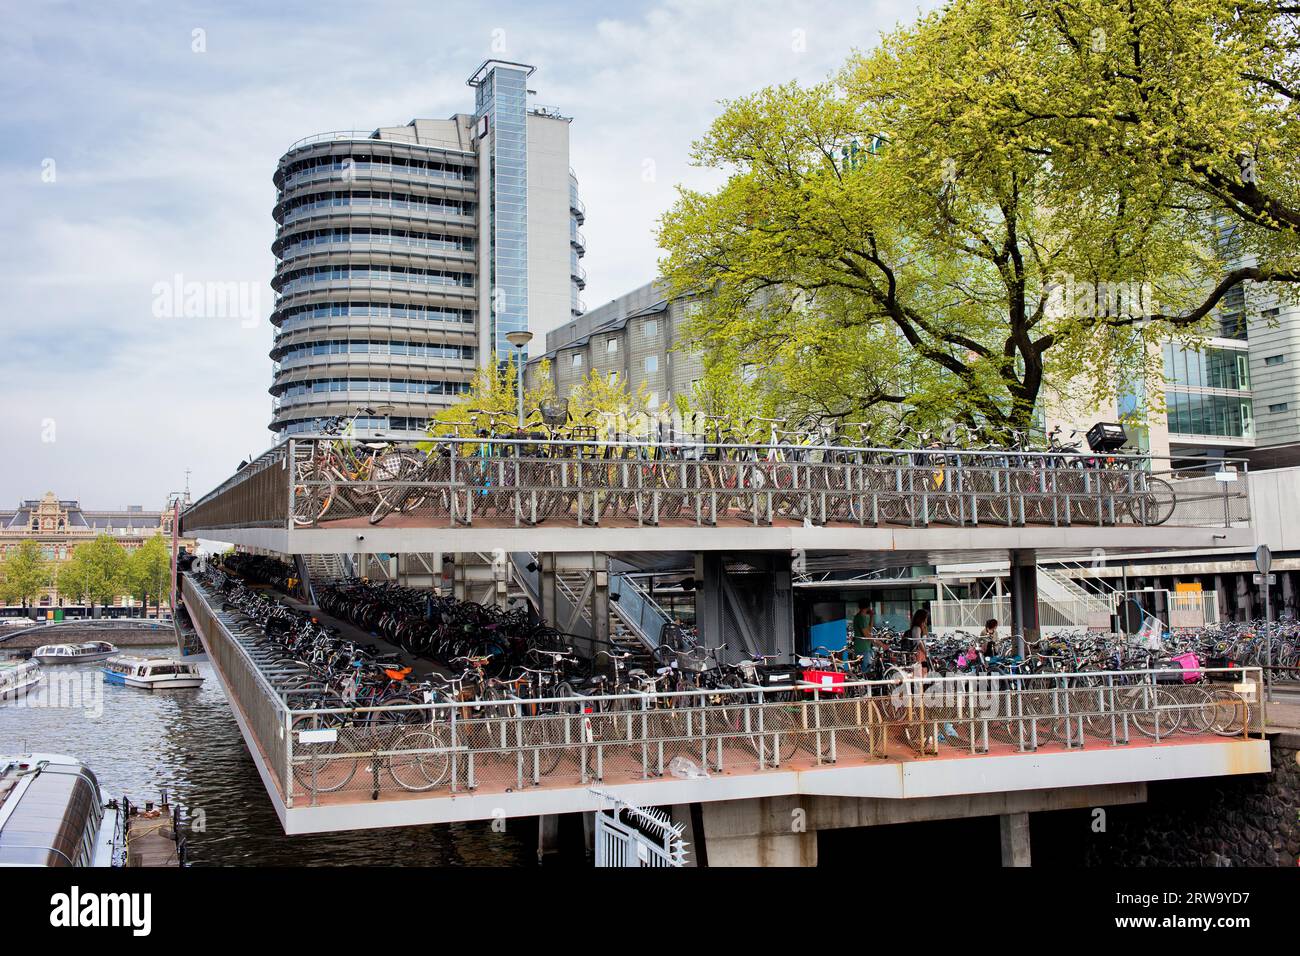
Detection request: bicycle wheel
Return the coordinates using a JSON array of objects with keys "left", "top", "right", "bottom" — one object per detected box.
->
[
  {"left": 1129, "top": 477, "right": 1176, "bottom": 526},
  {"left": 1129, "top": 686, "right": 1183, "bottom": 737},
  {"left": 293, "top": 466, "right": 333, "bottom": 527},
  {"left": 387, "top": 725, "right": 453, "bottom": 792},
  {"left": 291, "top": 711, "right": 359, "bottom": 794},
  {"left": 1208, "top": 689, "right": 1250, "bottom": 736},
  {"left": 519, "top": 715, "right": 565, "bottom": 776},
  {"left": 1178, "top": 685, "right": 1217, "bottom": 735}
]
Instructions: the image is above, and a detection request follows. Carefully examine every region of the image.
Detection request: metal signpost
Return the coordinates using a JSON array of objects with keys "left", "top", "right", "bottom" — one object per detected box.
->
[{"left": 1254, "top": 545, "right": 1273, "bottom": 704}]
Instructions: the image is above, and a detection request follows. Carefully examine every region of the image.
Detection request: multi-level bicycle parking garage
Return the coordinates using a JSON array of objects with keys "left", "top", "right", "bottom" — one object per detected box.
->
[{"left": 177, "top": 435, "right": 1273, "bottom": 863}]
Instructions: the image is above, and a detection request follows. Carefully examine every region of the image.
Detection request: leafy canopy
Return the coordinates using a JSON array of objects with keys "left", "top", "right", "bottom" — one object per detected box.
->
[
  {"left": 658, "top": 0, "right": 1300, "bottom": 439},
  {"left": 0, "top": 541, "right": 52, "bottom": 607}
]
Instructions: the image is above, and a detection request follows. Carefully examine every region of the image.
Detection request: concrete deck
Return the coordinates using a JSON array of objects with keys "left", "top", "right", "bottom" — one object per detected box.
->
[{"left": 186, "top": 518, "right": 1254, "bottom": 561}]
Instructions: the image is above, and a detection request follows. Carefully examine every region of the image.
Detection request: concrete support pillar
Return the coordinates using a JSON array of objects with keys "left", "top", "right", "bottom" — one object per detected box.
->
[
  {"left": 490, "top": 551, "right": 508, "bottom": 609},
  {"left": 695, "top": 553, "right": 723, "bottom": 645},
  {"left": 537, "top": 814, "right": 561, "bottom": 864},
  {"left": 772, "top": 552, "right": 795, "bottom": 660},
  {"left": 590, "top": 553, "right": 610, "bottom": 650},
  {"left": 999, "top": 812, "right": 1031, "bottom": 867},
  {"left": 439, "top": 554, "right": 454, "bottom": 597},
  {"left": 539, "top": 553, "right": 558, "bottom": 629},
  {"left": 691, "top": 553, "right": 794, "bottom": 658},
  {"left": 1008, "top": 549, "right": 1039, "bottom": 656},
  {"left": 581, "top": 811, "right": 596, "bottom": 860},
  {"left": 699, "top": 797, "right": 817, "bottom": 867},
  {"left": 452, "top": 553, "right": 467, "bottom": 601}
]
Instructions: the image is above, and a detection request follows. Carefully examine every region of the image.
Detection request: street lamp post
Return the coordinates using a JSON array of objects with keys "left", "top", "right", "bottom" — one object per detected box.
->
[{"left": 505, "top": 330, "right": 534, "bottom": 429}]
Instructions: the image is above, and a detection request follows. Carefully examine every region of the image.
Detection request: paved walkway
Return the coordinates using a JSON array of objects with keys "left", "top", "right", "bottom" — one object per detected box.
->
[{"left": 1264, "top": 692, "right": 1300, "bottom": 733}]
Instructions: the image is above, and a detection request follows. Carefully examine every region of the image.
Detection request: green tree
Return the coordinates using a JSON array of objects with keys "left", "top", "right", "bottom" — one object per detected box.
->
[
  {"left": 0, "top": 541, "right": 51, "bottom": 612},
  {"left": 950, "top": 0, "right": 1300, "bottom": 271},
  {"left": 428, "top": 359, "right": 558, "bottom": 439},
  {"left": 429, "top": 359, "right": 666, "bottom": 441},
  {"left": 567, "top": 369, "right": 657, "bottom": 439},
  {"left": 658, "top": 0, "right": 1300, "bottom": 439},
  {"left": 126, "top": 535, "right": 172, "bottom": 619},
  {"left": 57, "top": 535, "right": 128, "bottom": 613}
]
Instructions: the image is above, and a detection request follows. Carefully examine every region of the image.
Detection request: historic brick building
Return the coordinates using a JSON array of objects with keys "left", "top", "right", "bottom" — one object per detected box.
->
[{"left": 0, "top": 491, "right": 194, "bottom": 610}]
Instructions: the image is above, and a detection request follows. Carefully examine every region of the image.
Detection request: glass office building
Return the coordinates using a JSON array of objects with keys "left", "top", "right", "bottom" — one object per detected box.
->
[{"left": 267, "top": 60, "right": 584, "bottom": 437}]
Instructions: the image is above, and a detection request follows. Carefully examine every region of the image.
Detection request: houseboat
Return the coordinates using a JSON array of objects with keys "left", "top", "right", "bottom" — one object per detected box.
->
[
  {"left": 0, "top": 660, "right": 41, "bottom": 702},
  {"left": 32, "top": 641, "right": 116, "bottom": 664},
  {"left": 0, "top": 754, "right": 113, "bottom": 867},
  {"left": 101, "top": 656, "right": 204, "bottom": 690}
]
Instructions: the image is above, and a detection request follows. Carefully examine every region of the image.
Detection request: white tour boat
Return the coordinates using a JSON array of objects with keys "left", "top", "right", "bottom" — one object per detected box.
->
[
  {"left": 0, "top": 754, "right": 112, "bottom": 867},
  {"left": 101, "top": 656, "right": 204, "bottom": 690},
  {"left": 32, "top": 641, "right": 117, "bottom": 665},
  {"left": 0, "top": 660, "right": 41, "bottom": 702}
]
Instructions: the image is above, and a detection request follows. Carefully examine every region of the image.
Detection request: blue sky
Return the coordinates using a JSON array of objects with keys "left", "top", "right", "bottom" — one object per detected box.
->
[{"left": 0, "top": 0, "right": 935, "bottom": 507}]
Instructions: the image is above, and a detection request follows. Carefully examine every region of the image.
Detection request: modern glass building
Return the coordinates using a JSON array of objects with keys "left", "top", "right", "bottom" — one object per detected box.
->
[{"left": 268, "top": 60, "right": 585, "bottom": 437}]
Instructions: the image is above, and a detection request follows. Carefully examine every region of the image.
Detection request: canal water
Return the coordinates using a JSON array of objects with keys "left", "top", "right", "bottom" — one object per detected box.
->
[{"left": 0, "top": 646, "right": 533, "bottom": 866}]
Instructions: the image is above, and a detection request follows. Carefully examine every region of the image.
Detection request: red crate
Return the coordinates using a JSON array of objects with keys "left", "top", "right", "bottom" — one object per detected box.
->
[{"left": 801, "top": 669, "right": 846, "bottom": 694}]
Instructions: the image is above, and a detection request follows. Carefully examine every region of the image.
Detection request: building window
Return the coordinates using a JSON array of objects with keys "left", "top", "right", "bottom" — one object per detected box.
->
[
  {"left": 608, "top": 371, "right": 619, "bottom": 384},
  {"left": 1161, "top": 344, "right": 1250, "bottom": 390},
  {"left": 644, "top": 320, "right": 657, "bottom": 338},
  {"left": 648, "top": 391, "right": 660, "bottom": 409},
  {"left": 1269, "top": 402, "right": 1289, "bottom": 414},
  {"left": 1265, "top": 354, "right": 1285, "bottom": 366},
  {"left": 1166, "top": 392, "right": 1254, "bottom": 438},
  {"left": 607, "top": 338, "right": 618, "bottom": 354},
  {"left": 644, "top": 355, "right": 658, "bottom": 373},
  {"left": 571, "top": 353, "right": 583, "bottom": 368}
]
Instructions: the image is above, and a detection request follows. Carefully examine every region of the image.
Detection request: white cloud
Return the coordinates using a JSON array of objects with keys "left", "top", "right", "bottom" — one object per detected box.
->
[{"left": 0, "top": 0, "right": 935, "bottom": 506}]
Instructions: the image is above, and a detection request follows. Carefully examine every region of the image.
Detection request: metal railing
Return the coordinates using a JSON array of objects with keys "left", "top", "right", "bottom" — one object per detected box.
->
[
  {"left": 183, "top": 437, "right": 1251, "bottom": 534},
  {"left": 184, "top": 574, "right": 1262, "bottom": 810},
  {"left": 282, "top": 129, "right": 432, "bottom": 152},
  {"left": 608, "top": 571, "right": 673, "bottom": 648},
  {"left": 931, "top": 592, "right": 1220, "bottom": 631},
  {"left": 182, "top": 576, "right": 293, "bottom": 797},
  {"left": 592, "top": 791, "right": 688, "bottom": 867}
]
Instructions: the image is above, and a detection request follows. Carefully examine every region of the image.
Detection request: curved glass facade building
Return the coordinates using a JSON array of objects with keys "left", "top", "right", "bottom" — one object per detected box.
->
[{"left": 269, "top": 60, "right": 584, "bottom": 437}]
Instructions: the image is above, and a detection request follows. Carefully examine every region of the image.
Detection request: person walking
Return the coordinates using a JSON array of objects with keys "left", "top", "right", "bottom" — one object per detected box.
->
[
  {"left": 903, "top": 607, "right": 929, "bottom": 662},
  {"left": 849, "top": 598, "right": 882, "bottom": 680}
]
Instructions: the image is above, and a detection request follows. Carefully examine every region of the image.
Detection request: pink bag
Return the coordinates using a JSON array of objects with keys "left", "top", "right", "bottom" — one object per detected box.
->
[{"left": 1170, "top": 652, "right": 1201, "bottom": 683}]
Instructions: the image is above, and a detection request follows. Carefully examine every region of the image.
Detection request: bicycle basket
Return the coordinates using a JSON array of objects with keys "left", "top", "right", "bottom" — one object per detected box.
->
[
  {"left": 800, "top": 669, "right": 846, "bottom": 694},
  {"left": 674, "top": 648, "right": 715, "bottom": 673},
  {"left": 540, "top": 399, "right": 569, "bottom": 427},
  {"left": 757, "top": 665, "right": 798, "bottom": 687}
]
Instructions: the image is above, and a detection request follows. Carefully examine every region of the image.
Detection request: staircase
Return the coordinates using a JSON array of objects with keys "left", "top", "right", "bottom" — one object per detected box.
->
[
  {"left": 302, "top": 553, "right": 349, "bottom": 584},
  {"left": 509, "top": 554, "right": 672, "bottom": 653},
  {"left": 609, "top": 563, "right": 675, "bottom": 651},
  {"left": 938, "top": 559, "right": 1114, "bottom": 629},
  {"left": 1037, "top": 565, "right": 1112, "bottom": 622}
]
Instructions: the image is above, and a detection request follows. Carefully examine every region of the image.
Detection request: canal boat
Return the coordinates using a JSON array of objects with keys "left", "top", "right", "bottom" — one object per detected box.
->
[
  {"left": 32, "top": 641, "right": 117, "bottom": 665},
  {"left": 0, "top": 754, "right": 113, "bottom": 867},
  {"left": 0, "top": 660, "right": 41, "bottom": 701},
  {"left": 101, "top": 655, "right": 204, "bottom": 690}
]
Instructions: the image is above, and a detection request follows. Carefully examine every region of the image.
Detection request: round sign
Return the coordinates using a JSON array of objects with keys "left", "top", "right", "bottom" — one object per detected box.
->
[{"left": 1256, "top": 544, "right": 1272, "bottom": 575}]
